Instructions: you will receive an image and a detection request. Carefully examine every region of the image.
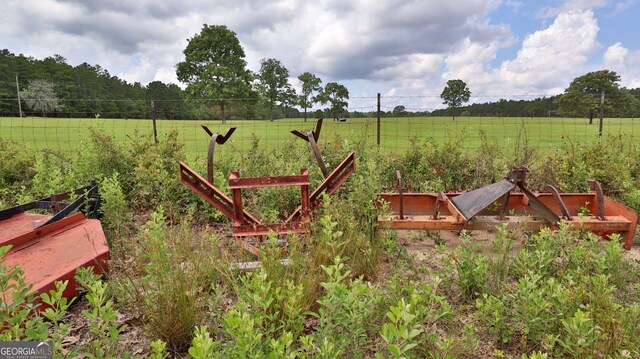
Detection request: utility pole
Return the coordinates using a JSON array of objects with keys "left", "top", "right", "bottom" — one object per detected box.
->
[{"left": 16, "top": 75, "right": 22, "bottom": 118}]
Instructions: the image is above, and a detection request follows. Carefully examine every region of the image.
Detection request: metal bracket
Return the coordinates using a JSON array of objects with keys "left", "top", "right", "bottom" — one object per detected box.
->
[
  {"left": 434, "top": 192, "right": 447, "bottom": 220},
  {"left": 516, "top": 183, "right": 561, "bottom": 224},
  {"left": 202, "top": 126, "right": 236, "bottom": 184},
  {"left": 543, "top": 185, "right": 573, "bottom": 220},
  {"left": 291, "top": 118, "right": 328, "bottom": 177},
  {"left": 498, "top": 192, "right": 511, "bottom": 219},
  {"left": 587, "top": 180, "right": 605, "bottom": 220}
]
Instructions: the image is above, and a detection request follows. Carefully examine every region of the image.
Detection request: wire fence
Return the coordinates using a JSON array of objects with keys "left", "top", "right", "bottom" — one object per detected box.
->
[{"left": 1, "top": 95, "right": 638, "bottom": 157}]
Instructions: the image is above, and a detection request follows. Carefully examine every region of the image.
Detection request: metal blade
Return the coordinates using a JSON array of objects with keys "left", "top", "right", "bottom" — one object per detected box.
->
[{"left": 450, "top": 179, "right": 516, "bottom": 220}]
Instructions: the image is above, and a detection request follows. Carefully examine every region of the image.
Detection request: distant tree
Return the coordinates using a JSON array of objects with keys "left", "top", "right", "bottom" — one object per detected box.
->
[
  {"left": 392, "top": 105, "right": 407, "bottom": 116},
  {"left": 297, "top": 72, "right": 322, "bottom": 122},
  {"left": 176, "top": 24, "right": 253, "bottom": 123},
  {"left": 496, "top": 99, "right": 508, "bottom": 116},
  {"left": 256, "top": 58, "right": 295, "bottom": 121},
  {"left": 440, "top": 79, "right": 471, "bottom": 120},
  {"left": 20, "top": 79, "right": 60, "bottom": 117},
  {"left": 319, "top": 82, "right": 349, "bottom": 121},
  {"left": 147, "top": 81, "right": 186, "bottom": 119},
  {"left": 555, "top": 70, "right": 635, "bottom": 123}
]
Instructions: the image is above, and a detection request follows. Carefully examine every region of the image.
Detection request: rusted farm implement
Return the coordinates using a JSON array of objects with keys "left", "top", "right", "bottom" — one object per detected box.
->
[
  {"left": 378, "top": 167, "right": 637, "bottom": 250},
  {"left": 179, "top": 119, "right": 356, "bottom": 256},
  {"left": 0, "top": 181, "right": 110, "bottom": 307}
]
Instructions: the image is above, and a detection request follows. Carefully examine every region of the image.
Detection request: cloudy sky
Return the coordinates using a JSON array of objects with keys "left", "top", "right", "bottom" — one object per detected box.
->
[{"left": 1, "top": 0, "right": 639, "bottom": 110}]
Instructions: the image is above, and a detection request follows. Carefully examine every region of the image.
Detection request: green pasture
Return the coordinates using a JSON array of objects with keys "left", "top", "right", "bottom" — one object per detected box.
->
[{"left": 0, "top": 116, "right": 638, "bottom": 155}]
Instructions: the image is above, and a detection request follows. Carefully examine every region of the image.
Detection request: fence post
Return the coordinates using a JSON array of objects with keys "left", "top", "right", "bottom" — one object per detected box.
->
[
  {"left": 599, "top": 90, "right": 604, "bottom": 137},
  {"left": 377, "top": 93, "right": 381, "bottom": 146},
  {"left": 16, "top": 75, "right": 22, "bottom": 118},
  {"left": 151, "top": 100, "right": 158, "bottom": 144}
]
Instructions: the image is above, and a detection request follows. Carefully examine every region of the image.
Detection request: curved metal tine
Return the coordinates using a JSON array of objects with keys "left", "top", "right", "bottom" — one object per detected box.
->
[
  {"left": 207, "top": 134, "right": 220, "bottom": 184},
  {"left": 543, "top": 185, "right": 572, "bottom": 220},
  {"left": 202, "top": 127, "right": 237, "bottom": 185},
  {"left": 587, "top": 180, "right": 605, "bottom": 220}
]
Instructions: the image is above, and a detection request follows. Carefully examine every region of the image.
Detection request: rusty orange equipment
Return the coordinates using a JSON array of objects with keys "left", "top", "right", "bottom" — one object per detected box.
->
[
  {"left": 179, "top": 120, "right": 355, "bottom": 256},
  {"left": 378, "top": 167, "right": 637, "bottom": 250},
  {"left": 0, "top": 182, "right": 109, "bottom": 307}
]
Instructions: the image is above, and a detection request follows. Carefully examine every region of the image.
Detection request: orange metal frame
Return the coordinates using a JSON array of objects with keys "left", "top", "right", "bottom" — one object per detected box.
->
[{"left": 378, "top": 181, "right": 637, "bottom": 250}]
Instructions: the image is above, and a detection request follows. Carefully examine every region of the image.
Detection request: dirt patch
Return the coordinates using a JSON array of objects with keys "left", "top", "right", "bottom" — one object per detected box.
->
[
  {"left": 398, "top": 229, "right": 504, "bottom": 260},
  {"left": 624, "top": 247, "right": 640, "bottom": 261}
]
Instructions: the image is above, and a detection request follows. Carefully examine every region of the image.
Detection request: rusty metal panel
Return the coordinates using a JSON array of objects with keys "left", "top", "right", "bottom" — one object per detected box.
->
[
  {"left": 602, "top": 195, "right": 638, "bottom": 250},
  {"left": 228, "top": 173, "right": 310, "bottom": 189},
  {"left": 179, "top": 162, "right": 262, "bottom": 225},
  {"left": 450, "top": 180, "right": 516, "bottom": 220}
]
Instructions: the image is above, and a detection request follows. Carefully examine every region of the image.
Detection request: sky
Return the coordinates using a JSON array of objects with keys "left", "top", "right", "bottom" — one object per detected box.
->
[{"left": 1, "top": 0, "right": 639, "bottom": 111}]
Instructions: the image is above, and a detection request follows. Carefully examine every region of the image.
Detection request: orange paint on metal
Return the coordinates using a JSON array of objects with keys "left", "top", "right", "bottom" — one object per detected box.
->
[
  {"left": 377, "top": 191, "right": 637, "bottom": 250},
  {"left": 1, "top": 212, "right": 109, "bottom": 307}
]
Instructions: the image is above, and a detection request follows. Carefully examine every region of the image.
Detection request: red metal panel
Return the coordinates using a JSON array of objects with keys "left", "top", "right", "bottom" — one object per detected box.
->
[
  {"left": 0, "top": 213, "right": 50, "bottom": 244},
  {"left": 1, "top": 213, "right": 109, "bottom": 307}
]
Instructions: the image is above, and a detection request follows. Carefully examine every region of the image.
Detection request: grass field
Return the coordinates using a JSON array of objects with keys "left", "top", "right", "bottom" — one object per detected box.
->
[{"left": 1, "top": 116, "right": 638, "bottom": 155}]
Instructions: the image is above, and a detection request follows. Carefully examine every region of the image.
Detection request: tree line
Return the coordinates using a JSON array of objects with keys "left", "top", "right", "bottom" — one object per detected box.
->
[{"left": 430, "top": 71, "right": 640, "bottom": 119}]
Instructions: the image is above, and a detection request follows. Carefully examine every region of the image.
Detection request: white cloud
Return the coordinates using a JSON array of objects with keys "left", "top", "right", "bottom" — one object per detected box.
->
[
  {"left": 538, "top": 0, "right": 607, "bottom": 18},
  {"left": 604, "top": 42, "right": 640, "bottom": 88},
  {"left": 441, "top": 10, "right": 599, "bottom": 98},
  {"left": 2, "top": 0, "right": 509, "bottom": 87},
  {"left": 498, "top": 11, "right": 599, "bottom": 93}
]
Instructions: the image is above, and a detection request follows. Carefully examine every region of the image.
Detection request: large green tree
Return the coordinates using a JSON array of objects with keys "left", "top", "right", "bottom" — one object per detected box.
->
[
  {"left": 176, "top": 24, "right": 253, "bottom": 123},
  {"left": 319, "top": 82, "right": 349, "bottom": 121},
  {"left": 555, "top": 70, "right": 636, "bottom": 124},
  {"left": 255, "top": 58, "right": 295, "bottom": 121},
  {"left": 440, "top": 79, "right": 471, "bottom": 120},
  {"left": 20, "top": 79, "right": 60, "bottom": 117},
  {"left": 297, "top": 72, "right": 322, "bottom": 122}
]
